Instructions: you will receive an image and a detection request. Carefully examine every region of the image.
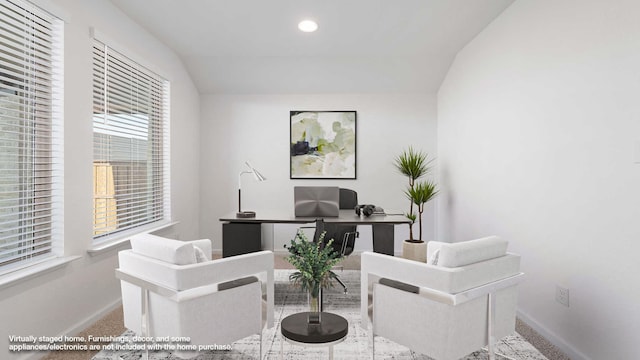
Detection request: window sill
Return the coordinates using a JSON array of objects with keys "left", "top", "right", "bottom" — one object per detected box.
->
[
  {"left": 0, "top": 256, "right": 82, "bottom": 291},
  {"left": 87, "top": 221, "right": 179, "bottom": 256}
]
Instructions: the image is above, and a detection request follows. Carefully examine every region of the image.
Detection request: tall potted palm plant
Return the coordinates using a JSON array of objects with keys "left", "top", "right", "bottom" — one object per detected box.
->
[{"left": 394, "top": 147, "right": 438, "bottom": 262}]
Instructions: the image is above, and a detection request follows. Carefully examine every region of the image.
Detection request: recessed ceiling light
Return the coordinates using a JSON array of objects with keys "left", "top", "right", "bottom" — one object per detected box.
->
[{"left": 298, "top": 20, "right": 318, "bottom": 33}]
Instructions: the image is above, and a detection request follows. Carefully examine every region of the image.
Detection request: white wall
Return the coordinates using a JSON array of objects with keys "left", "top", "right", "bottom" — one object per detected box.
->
[
  {"left": 437, "top": 0, "right": 640, "bottom": 358},
  {"left": 200, "top": 93, "right": 437, "bottom": 253},
  {"left": 0, "top": 1, "right": 200, "bottom": 359}
]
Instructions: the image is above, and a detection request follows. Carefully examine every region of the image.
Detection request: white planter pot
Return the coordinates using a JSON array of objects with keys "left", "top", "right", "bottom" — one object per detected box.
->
[{"left": 402, "top": 240, "right": 427, "bottom": 263}]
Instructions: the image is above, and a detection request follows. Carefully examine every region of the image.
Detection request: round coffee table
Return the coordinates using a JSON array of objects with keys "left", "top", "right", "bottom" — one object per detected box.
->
[{"left": 280, "top": 312, "right": 348, "bottom": 359}]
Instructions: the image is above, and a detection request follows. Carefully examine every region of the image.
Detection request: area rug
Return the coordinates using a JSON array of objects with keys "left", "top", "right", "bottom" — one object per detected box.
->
[{"left": 92, "top": 270, "right": 547, "bottom": 360}]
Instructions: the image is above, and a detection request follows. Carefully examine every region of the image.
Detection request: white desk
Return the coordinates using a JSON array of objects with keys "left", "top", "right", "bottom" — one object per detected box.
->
[{"left": 219, "top": 209, "right": 410, "bottom": 256}]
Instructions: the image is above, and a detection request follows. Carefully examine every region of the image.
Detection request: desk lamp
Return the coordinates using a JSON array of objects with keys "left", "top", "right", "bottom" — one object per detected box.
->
[{"left": 237, "top": 161, "right": 266, "bottom": 218}]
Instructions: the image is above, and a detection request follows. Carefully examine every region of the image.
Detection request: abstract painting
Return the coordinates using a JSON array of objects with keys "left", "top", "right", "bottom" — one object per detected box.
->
[{"left": 290, "top": 111, "right": 357, "bottom": 179}]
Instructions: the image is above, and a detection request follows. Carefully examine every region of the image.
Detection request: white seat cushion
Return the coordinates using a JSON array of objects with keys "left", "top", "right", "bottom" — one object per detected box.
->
[{"left": 130, "top": 233, "right": 196, "bottom": 265}]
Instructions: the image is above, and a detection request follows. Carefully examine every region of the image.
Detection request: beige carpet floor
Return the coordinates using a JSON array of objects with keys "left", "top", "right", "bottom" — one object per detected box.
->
[{"left": 40, "top": 253, "right": 570, "bottom": 360}]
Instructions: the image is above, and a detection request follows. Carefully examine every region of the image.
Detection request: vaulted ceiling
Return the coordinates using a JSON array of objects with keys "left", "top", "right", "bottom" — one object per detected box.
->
[{"left": 110, "top": 0, "right": 514, "bottom": 94}]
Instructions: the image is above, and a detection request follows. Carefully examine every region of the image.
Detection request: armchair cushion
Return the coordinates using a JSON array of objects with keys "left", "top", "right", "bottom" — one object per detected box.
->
[
  {"left": 436, "top": 236, "right": 508, "bottom": 267},
  {"left": 194, "top": 247, "right": 208, "bottom": 263},
  {"left": 188, "top": 239, "right": 212, "bottom": 261},
  {"left": 428, "top": 249, "right": 440, "bottom": 265},
  {"left": 130, "top": 233, "right": 196, "bottom": 265}
]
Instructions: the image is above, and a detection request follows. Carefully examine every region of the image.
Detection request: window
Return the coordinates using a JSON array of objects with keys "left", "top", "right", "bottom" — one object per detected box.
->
[
  {"left": 92, "top": 38, "right": 170, "bottom": 242},
  {"left": 0, "top": 0, "right": 64, "bottom": 272}
]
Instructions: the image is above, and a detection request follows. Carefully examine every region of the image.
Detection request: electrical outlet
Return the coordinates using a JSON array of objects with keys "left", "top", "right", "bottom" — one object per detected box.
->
[{"left": 556, "top": 285, "right": 570, "bottom": 307}]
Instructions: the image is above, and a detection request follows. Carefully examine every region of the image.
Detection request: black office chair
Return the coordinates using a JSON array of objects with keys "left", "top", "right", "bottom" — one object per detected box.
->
[
  {"left": 306, "top": 188, "right": 359, "bottom": 293},
  {"left": 313, "top": 188, "right": 359, "bottom": 257}
]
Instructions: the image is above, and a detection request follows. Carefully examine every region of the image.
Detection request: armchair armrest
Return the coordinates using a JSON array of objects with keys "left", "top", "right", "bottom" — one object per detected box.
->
[
  {"left": 379, "top": 272, "right": 524, "bottom": 306},
  {"left": 116, "top": 269, "right": 257, "bottom": 303},
  {"left": 174, "top": 250, "right": 274, "bottom": 289},
  {"left": 116, "top": 268, "right": 178, "bottom": 299},
  {"left": 119, "top": 250, "right": 273, "bottom": 287}
]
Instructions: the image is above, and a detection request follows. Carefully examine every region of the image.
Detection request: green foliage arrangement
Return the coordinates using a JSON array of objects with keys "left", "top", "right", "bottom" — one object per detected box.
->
[
  {"left": 394, "top": 147, "right": 434, "bottom": 241},
  {"left": 284, "top": 231, "right": 342, "bottom": 298},
  {"left": 394, "top": 146, "right": 431, "bottom": 185},
  {"left": 405, "top": 180, "right": 438, "bottom": 242}
]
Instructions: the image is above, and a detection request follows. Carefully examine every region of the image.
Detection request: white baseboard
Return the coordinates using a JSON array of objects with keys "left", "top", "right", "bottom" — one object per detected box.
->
[
  {"left": 517, "top": 309, "right": 590, "bottom": 360},
  {"left": 66, "top": 297, "right": 123, "bottom": 336},
  {"left": 16, "top": 298, "right": 123, "bottom": 360}
]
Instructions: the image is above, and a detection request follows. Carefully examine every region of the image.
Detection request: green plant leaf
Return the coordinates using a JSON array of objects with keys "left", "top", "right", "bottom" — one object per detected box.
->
[
  {"left": 393, "top": 146, "right": 432, "bottom": 181},
  {"left": 404, "top": 180, "right": 438, "bottom": 241},
  {"left": 284, "top": 231, "right": 342, "bottom": 292},
  {"left": 405, "top": 212, "right": 417, "bottom": 222},
  {"left": 405, "top": 180, "right": 438, "bottom": 206}
]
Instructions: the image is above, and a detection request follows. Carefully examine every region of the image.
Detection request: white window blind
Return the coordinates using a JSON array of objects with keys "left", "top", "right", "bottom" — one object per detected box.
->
[
  {"left": 92, "top": 38, "right": 170, "bottom": 241},
  {"left": 0, "top": 0, "right": 64, "bottom": 272}
]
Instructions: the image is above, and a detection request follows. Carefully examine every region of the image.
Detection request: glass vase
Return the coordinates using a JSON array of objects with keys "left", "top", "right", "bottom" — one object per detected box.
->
[{"left": 307, "top": 287, "right": 322, "bottom": 324}]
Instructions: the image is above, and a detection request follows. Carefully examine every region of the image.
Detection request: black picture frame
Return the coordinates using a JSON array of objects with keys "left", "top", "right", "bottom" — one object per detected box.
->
[{"left": 290, "top": 110, "right": 357, "bottom": 179}]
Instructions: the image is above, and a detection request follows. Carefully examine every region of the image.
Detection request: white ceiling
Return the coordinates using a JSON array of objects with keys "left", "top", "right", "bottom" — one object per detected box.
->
[{"left": 110, "top": 0, "right": 514, "bottom": 94}]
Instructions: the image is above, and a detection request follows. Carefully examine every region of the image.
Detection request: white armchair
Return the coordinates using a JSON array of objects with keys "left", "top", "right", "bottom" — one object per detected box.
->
[
  {"left": 361, "top": 236, "right": 523, "bottom": 360},
  {"left": 116, "top": 234, "right": 274, "bottom": 359}
]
